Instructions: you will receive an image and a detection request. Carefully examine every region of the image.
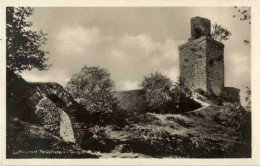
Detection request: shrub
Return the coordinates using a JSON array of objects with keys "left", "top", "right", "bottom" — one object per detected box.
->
[
  {"left": 81, "top": 125, "right": 116, "bottom": 152},
  {"left": 170, "top": 81, "right": 201, "bottom": 113},
  {"left": 122, "top": 128, "right": 229, "bottom": 158},
  {"left": 141, "top": 72, "right": 201, "bottom": 114},
  {"left": 194, "top": 88, "right": 222, "bottom": 105},
  {"left": 214, "top": 102, "right": 250, "bottom": 132}
]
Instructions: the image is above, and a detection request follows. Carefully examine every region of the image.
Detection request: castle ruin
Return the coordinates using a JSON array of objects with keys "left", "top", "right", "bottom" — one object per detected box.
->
[
  {"left": 179, "top": 17, "right": 225, "bottom": 97},
  {"left": 179, "top": 17, "right": 241, "bottom": 103}
]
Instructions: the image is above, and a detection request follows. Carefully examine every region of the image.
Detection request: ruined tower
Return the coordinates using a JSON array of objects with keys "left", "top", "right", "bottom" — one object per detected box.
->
[{"left": 179, "top": 17, "right": 224, "bottom": 96}]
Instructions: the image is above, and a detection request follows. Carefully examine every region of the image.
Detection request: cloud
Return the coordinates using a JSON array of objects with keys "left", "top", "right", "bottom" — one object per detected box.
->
[
  {"left": 119, "top": 80, "right": 140, "bottom": 91},
  {"left": 22, "top": 27, "right": 185, "bottom": 91},
  {"left": 121, "top": 34, "right": 161, "bottom": 53},
  {"left": 55, "top": 25, "right": 113, "bottom": 55},
  {"left": 21, "top": 69, "right": 70, "bottom": 87}
]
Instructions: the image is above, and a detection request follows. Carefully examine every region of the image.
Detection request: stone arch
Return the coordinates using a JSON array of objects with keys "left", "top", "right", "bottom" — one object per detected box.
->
[
  {"left": 36, "top": 96, "right": 77, "bottom": 143},
  {"left": 27, "top": 83, "right": 84, "bottom": 144}
]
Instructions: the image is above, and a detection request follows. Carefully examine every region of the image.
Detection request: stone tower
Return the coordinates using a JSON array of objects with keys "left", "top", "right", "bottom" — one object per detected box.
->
[{"left": 179, "top": 17, "right": 224, "bottom": 96}]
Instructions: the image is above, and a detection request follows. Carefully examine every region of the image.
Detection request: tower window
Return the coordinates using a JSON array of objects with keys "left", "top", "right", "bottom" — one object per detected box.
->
[{"left": 209, "top": 59, "right": 214, "bottom": 66}]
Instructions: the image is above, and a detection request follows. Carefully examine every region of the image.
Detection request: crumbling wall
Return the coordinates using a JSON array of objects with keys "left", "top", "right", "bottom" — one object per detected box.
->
[
  {"left": 7, "top": 72, "right": 86, "bottom": 145},
  {"left": 191, "top": 17, "right": 211, "bottom": 40},
  {"left": 206, "top": 38, "right": 224, "bottom": 96},
  {"left": 179, "top": 37, "right": 207, "bottom": 92},
  {"left": 223, "top": 87, "right": 241, "bottom": 103},
  {"left": 179, "top": 17, "right": 225, "bottom": 97}
]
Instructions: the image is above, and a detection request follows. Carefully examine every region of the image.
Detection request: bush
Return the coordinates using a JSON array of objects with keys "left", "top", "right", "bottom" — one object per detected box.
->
[
  {"left": 194, "top": 88, "right": 222, "bottom": 105},
  {"left": 170, "top": 81, "right": 201, "bottom": 113},
  {"left": 122, "top": 128, "right": 230, "bottom": 158},
  {"left": 141, "top": 72, "right": 201, "bottom": 114},
  {"left": 81, "top": 125, "right": 116, "bottom": 152},
  {"left": 214, "top": 102, "right": 250, "bottom": 132}
]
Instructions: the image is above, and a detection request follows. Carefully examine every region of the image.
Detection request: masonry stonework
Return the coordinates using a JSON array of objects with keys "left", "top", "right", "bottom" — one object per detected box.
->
[{"left": 179, "top": 17, "right": 224, "bottom": 97}]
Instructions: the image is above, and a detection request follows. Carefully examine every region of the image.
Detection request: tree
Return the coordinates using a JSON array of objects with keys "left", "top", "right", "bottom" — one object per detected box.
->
[
  {"left": 6, "top": 7, "right": 50, "bottom": 73},
  {"left": 245, "top": 87, "right": 251, "bottom": 111},
  {"left": 233, "top": 7, "right": 251, "bottom": 24},
  {"left": 140, "top": 72, "right": 173, "bottom": 112},
  {"left": 211, "top": 23, "right": 232, "bottom": 42},
  {"left": 65, "top": 66, "right": 118, "bottom": 117},
  {"left": 233, "top": 7, "right": 251, "bottom": 46}
]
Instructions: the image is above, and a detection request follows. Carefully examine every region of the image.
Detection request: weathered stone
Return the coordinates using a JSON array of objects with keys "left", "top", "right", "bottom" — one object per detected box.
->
[
  {"left": 191, "top": 17, "right": 211, "bottom": 40},
  {"left": 35, "top": 97, "right": 61, "bottom": 136},
  {"left": 179, "top": 17, "right": 224, "bottom": 97},
  {"left": 223, "top": 87, "right": 240, "bottom": 103},
  {"left": 36, "top": 97, "right": 76, "bottom": 143},
  {"left": 60, "top": 110, "right": 76, "bottom": 143}
]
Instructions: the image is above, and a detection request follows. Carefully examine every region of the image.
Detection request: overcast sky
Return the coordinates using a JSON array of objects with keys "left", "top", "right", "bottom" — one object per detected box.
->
[{"left": 21, "top": 7, "right": 251, "bottom": 105}]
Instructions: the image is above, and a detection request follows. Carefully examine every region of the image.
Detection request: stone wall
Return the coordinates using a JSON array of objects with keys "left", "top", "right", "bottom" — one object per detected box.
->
[
  {"left": 223, "top": 87, "right": 241, "bottom": 103},
  {"left": 179, "top": 37, "right": 207, "bottom": 92},
  {"left": 179, "top": 17, "right": 225, "bottom": 97},
  {"left": 115, "top": 90, "right": 148, "bottom": 113},
  {"left": 191, "top": 17, "right": 211, "bottom": 40},
  {"left": 7, "top": 72, "right": 87, "bottom": 145},
  {"left": 206, "top": 38, "right": 224, "bottom": 96}
]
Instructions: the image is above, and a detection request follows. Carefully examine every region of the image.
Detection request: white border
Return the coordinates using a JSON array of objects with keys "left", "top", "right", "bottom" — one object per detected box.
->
[{"left": 1, "top": 0, "right": 260, "bottom": 165}]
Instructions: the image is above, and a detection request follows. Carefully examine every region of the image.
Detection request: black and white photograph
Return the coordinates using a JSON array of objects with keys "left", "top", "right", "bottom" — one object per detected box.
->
[{"left": 1, "top": 1, "right": 259, "bottom": 164}]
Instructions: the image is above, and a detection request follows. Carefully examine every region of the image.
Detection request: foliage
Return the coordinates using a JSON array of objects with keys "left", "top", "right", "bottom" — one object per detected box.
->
[
  {"left": 35, "top": 97, "right": 61, "bottom": 135},
  {"left": 214, "top": 102, "right": 251, "bottom": 142},
  {"left": 169, "top": 79, "right": 200, "bottom": 113},
  {"left": 141, "top": 72, "right": 200, "bottom": 114},
  {"left": 214, "top": 102, "right": 249, "bottom": 131},
  {"left": 140, "top": 72, "right": 173, "bottom": 113},
  {"left": 194, "top": 88, "right": 223, "bottom": 105},
  {"left": 245, "top": 87, "right": 251, "bottom": 111},
  {"left": 233, "top": 7, "right": 251, "bottom": 24},
  {"left": 122, "top": 127, "right": 240, "bottom": 158},
  {"left": 66, "top": 66, "right": 119, "bottom": 124},
  {"left": 81, "top": 125, "right": 116, "bottom": 152},
  {"left": 6, "top": 119, "right": 97, "bottom": 158},
  {"left": 233, "top": 7, "right": 251, "bottom": 46},
  {"left": 6, "top": 7, "right": 51, "bottom": 73},
  {"left": 211, "top": 23, "right": 232, "bottom": 42}
]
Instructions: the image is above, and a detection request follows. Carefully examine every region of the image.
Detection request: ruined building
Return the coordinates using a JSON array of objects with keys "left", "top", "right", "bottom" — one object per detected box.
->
[
  {"left": 179, "top": 17, "right": 240, "bottom": 103},
  {"left": 179, "top": 17, "right": 224, "bottom": 97}
]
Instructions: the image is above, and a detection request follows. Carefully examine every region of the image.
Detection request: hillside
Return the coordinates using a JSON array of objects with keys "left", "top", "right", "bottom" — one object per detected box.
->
[
  {"left": 6, "top": 73, "right": 251, "bottom": 158},
  {"left": 88, "top": 100, "right": 251, "bottom": 158}
]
